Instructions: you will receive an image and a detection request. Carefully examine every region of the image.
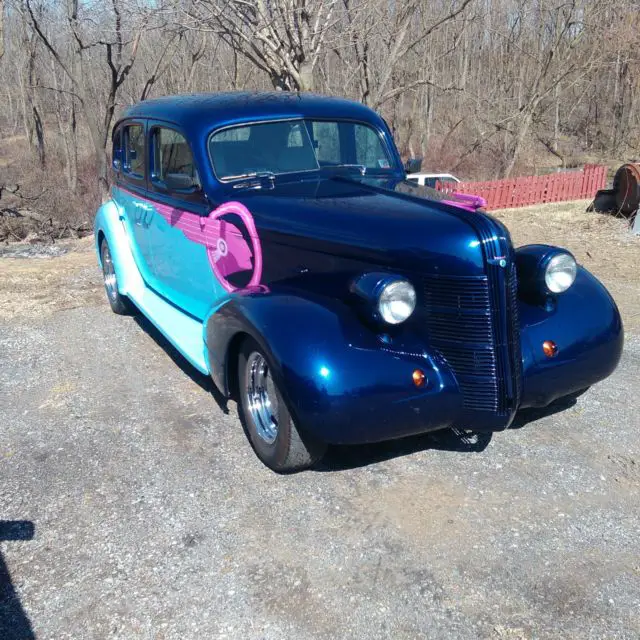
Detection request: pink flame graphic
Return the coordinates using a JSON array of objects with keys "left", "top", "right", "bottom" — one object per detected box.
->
[{"left": 122, "top": 189, "right": 263, "bottom": 293}]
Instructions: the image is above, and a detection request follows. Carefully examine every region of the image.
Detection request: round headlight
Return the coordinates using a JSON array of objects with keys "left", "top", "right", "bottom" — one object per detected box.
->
[
  {"left": 544, "top": 253, "right": 577, "bottom": 293},
  {"left": 378, "top": 280, "right": 416, "bottom": 324}
]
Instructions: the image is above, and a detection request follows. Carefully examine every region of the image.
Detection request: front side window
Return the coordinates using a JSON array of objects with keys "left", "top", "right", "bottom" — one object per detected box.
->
[
  {"left": 209, "top": 119, "right": 394, "bottom": 180},
  {"left": 123, "top": 124, "right": 145, "bottom": 178},
  {"left": 353, "top": 124, "right": 390, "bottom": 169},
  {"left": 151, "top": 127, "right": 200, "bottom": 187}
]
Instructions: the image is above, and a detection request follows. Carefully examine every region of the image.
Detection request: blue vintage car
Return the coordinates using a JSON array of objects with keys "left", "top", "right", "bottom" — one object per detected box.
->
[{"left": 95, "top": 92, "right": 623, "bottom": 472}]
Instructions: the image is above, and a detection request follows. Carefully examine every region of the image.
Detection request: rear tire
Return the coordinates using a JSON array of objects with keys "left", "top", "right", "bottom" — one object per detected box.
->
[
  {"left": 237, "top": 338, "right": 326, "bottom": 472},
  {"left": 100, "top": 239, "right": 133, "bottom": 315}
]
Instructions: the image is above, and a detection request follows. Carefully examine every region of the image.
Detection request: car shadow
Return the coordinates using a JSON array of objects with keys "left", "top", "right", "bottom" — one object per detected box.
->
[
  {"left": 315, "top": 429, "right": 493, "bottom": 472},
  {"left": 129, "top": 310, "right": 584, "bottom": 471},
  {"left": 316, "top": 392, "right": 584, "bottom": 472},
  {"left": 0, "top": 521, "right": 35, "bottom": 640},
  {"left": 133, "top": 314, "right": 229, "bottom": 414},
  {"left": 509, "top": 394, "right": 579, "bottom": 430}
]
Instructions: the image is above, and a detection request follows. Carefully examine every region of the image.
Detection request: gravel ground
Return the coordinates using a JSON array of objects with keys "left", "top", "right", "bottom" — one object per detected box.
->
[{"left": 1, "top": 228, "right": 640, "bottom": 639}]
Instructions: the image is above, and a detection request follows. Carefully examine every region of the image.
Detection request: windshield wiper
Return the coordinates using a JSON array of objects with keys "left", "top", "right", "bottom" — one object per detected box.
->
[
  {"left": 323, "top": 164, "right": 367, "bottom": 176},
  {"left": 226, "top": 171, "right": 275, "bottom": 182},
  {"left": 228, "top": 171, "right": 276, "bottom": 189}
]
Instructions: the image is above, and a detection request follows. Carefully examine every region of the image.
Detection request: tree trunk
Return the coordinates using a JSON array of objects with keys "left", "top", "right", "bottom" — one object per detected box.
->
[
  {"left": 553, "top": 82, "right": 560, "bottom": 154},
  {"left": 0, "top": 0, "right": 4, "bottom": 60},
  {"left": 52, "top": 63, "right": 78, "bottom": 194},
  {"left": 32, "top": 105, "right": 45, "bottom": 168},
  {"left": 499, "top": 110, "right": 534, "bottom": 179},
  {"left": 298, "top": 61, "right": 314, "bottom": 91}
]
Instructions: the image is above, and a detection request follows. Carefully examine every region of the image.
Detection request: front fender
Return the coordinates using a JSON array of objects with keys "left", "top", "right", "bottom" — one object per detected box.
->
[
  {"left": 205, "top": 292, "right": 463, "bottom": 444},
  {"left": 519, "top": 266, "right": 623, "bottom": 408}
]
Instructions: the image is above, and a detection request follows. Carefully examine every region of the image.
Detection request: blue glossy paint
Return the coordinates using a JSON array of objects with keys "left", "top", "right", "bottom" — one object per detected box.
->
[
  {"left": 519, "top": 266, "right": 623, "bottom": 407},
  {"left": 94, "top": 92, "right": 624, "bottom": 446},
  {"left": 225, "top": 179, "right": 486, "bottom": 277},
  {"left": 205, "top": 291, "right": 463, "bottom": 444}
]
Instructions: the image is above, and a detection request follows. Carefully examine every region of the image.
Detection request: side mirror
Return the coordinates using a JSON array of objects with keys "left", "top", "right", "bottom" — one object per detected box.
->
[
  {"left": 404, "top": 157, "right": 423, "bottom": 174},
  {"left": 163, "top": 173, "right": 199, "bottom": 191}
]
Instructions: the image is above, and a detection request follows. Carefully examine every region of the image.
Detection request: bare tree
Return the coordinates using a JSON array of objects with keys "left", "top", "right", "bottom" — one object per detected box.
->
[
  {"left": 184, "top": 0, "right": 338, "bottom": 91},
  {"left": 486, "top": 0, "right": 604, "bottom": 176},
  {"left": 0, "top": 0, "right": 639, "bottom": 232},
  {"left": 24, "top": 0, "right": 176, "bottom": 199},
  {"left": 15, "top": 3, "right": 45, "bottom": 167},
  {"left": 0, "top": 0, "right": 4, "bottom": 60}
]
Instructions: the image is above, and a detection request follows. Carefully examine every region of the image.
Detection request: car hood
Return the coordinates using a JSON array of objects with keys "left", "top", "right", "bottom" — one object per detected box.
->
[{"left": 227, "top": 176, "right": 493, "bottom": 277}]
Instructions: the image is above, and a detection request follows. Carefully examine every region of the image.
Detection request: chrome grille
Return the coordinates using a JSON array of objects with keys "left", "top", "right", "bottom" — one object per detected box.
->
[
  {"left": 423, "top": 276, "right": 490, "bottom": 310},
  {"left": 507, "top": 264, "right": 523, "bottom": 408},
  {"left": 423, "top": 275, "right": 499, "bottom": 412}
]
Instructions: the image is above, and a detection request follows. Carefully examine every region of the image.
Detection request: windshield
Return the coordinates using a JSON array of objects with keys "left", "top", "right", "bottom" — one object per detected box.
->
[{"left": 209, "top": 119, "right": 394, "bottom": 181}]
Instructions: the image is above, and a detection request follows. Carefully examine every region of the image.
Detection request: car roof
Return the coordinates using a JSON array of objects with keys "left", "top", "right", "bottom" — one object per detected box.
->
[{"left": 119, "top": 91, "right": 386, "bottom": 138}]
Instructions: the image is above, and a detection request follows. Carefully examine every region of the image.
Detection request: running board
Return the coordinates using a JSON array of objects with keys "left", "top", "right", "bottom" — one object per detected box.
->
[{"left": 129, "top": 286, "right": 210, "bottom": 375}]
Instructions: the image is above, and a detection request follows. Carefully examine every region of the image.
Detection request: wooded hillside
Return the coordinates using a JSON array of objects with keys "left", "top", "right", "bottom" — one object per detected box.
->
[{"left": 0, "top": 0, "right": 638, "bottom": 234}]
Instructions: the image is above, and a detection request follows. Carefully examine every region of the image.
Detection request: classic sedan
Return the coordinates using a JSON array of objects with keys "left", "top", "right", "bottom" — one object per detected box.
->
[{"left": 95, "top": 92, "right": 623, "bottom": 472}]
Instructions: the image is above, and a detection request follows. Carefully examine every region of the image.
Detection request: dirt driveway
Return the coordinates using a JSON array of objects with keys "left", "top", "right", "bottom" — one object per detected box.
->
[{"left": 0, "top": 203, "right": 639, "bottom": 639}]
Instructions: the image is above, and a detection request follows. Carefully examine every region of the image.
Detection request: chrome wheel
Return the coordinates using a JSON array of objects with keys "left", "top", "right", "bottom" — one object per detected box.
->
[
  {"left": 102, "top": 244, "right": 118, "bottom": 302},
  {"left": 245, "top": 351, "right": 279, "bottom": 444}
]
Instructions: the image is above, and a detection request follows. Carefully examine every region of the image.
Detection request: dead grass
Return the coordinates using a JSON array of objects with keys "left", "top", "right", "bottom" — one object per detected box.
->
[
  {"left": 0, "top": 135, "right": 100, "bottom": 241},
  {"left": 0, "top": 236, "right": 103, "bottom": 320},
  {"left": 0, "top": 202, "right": 638, "bottom": 330},
  {"left": 493, "top": 200, "right": 640, "bottom": 330}
]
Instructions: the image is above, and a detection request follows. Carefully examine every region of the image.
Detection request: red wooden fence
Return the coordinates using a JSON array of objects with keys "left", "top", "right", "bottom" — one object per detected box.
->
[{"left": 437, "top": 164, "right": 607, "bottom": 211}]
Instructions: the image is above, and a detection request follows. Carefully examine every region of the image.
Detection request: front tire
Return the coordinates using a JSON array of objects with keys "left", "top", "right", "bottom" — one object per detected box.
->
[
  {"left": 237, "top": 338, "right": 326, "bottom": 472},
  {"left": 100, "top": 239, "right": 133, "bottom": 315}
]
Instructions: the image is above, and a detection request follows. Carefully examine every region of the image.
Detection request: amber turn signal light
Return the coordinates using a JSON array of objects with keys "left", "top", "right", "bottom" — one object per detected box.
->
[
  {"left": 542, "top": 340, "right": 558, "bottom": 358},
  {"left": 412, "top": 369, "right": 426, "bottom": 387}
]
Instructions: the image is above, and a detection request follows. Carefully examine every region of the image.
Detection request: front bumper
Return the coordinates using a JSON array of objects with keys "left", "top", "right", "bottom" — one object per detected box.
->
[{"left": 287, "top": 268, "right": 622, "bottom": 445}]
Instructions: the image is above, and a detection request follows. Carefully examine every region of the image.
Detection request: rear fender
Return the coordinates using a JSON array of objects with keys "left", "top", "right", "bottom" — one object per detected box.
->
[{"left": 94, "top": 199, "right": 145, "bottom": 300}]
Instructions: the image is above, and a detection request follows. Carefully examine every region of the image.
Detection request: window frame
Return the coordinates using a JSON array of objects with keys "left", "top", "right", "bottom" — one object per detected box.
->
[
  {"left": 119, "top": 120, "right": 147, "bottom": 184},
  {"left": 148, "top": 122, "right": 207, "bottom": 207},
  {"left": 112, "top": 125, "right": 123, "bottom": 175},
  {"left": 207, "top": 117, "right": 399, "bottom": 183}
]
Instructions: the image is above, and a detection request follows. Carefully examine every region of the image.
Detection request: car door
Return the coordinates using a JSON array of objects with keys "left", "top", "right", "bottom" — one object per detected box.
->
[
  {"left": 145, "top": 124, "right": 228, "bottom": 320},
  {"left": 112, "top": 120, "right": 156, "bottom": 285}
]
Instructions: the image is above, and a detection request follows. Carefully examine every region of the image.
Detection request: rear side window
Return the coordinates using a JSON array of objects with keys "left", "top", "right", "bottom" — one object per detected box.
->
[
  {"left": 123, "top": 124, "right": 145, "bottom": 178},
  {"left": 151, "top": 127, "right": 199, "bottom": 185}
]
